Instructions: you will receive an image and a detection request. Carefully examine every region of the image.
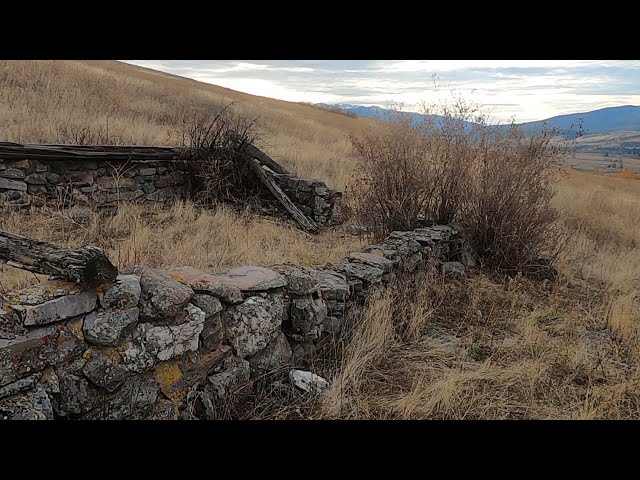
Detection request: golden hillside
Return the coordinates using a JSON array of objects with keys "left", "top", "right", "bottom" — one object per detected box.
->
[{"left": 0, "top": 60, "right": 375, "bottom": 191}]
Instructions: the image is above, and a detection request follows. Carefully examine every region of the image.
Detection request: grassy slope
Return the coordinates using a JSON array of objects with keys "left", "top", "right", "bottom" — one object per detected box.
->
[{"left": 1, "top": 60, "right": 639, "bottom": 419}]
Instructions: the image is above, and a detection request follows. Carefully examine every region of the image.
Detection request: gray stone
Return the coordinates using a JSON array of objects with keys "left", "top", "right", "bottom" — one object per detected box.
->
[
  {"left": 142, "top": 182, "right": 156, "bottom": 194},
  {"left": 81, "top": 376, "right": 159, "bottom": 420},
  {"left": 191, "top": 294, "right": 223, "bottom": 317},
  {"left": 200, "top": 314, "right": 225, "bottom": 352},
  {"left": 207, "top": 356, "right": 251, "bottom": 399},
  {"left": 25, "top": 173, "right": 48, "bottom": 185},
  {"left": 0, "top": 177, "right": 27, "bottom": 191},
  {"left": 0, "top": 386, "right": 53, "bottom": 420},
  {"left": 39, "top": 367, "right": 60, "bottom": 396},
  {"left": 209, "top": 266, "right": 287, "bottom": 292},
  {"left": 34, "top": 162, "right": 48, "bottom": 173},
  {"left": 331, "top": 258, "right": 384, "bottom": 285},
  {"left": 56, "top": 373, "right": 102, "bottom": 416},
  {"left": 321, "top": 316, "right": 344, "bottom": 334},
  {"left": 45, "top": 172, "right": 61, "bottom": 184},
  {"left": 138, "top": 168, "right": 156, "bottom": 176},
  {"left": 98, "top": 274, "right": 141, "bottom": 309},
  {"left": 348, "top": 252, "right": 395, "bottom": 273},
  {"left": 249, "top": 332, "right": 292, "bottom": 371},
  {"left": 82, "top": 349, "right": 130, "bottom": 392},
  {"left": 144, "top": 304, "right": 205, "bottom": 361},
  {"left": 168, "top": 266, "right": 243, "bottom": 303},
  {"left": 27, "top": 184, "right": 47, "bottom": 195},
  {"left": 0, "top": 374, "right": 39, "bottom": 400},
  {"left": 148, "top": 398, "right": 179, "bottom": 420},
  {"left": 289, "top": 369, "right": 329, "bottom": 393},
  {"left": 0, "top": 323, "right": 86, "bottom": 387},
  {"left": 273, "top": 264, "right": 319, "bottom": 295},
  {"left": 313, "top": 270, "right": 350, "bottom": 301},
  {"left": 460, "top": 250, "right": 477, "bottom": 268},
  {"left": 224, "top": 294, "right": 285, "bottom": 357},
  {"left": 122, "top": 304, "right": 205, "bottom": 368},
  {"left": 83, "top": 308, "right": 139, "bottom": 346},
  {"left": 135, "top": 266, "right": 193, "bottom": 320},
  {"left": 0, "top": 168, "right": 26, "bottom": 179},
  {"left": 291, "top": 295, "right": 328, "bottom": 335},
  {"left": 65, "top": 170, "right": 94, "bottom": 185},
  {"left": 441, "top": 261, "right": 466, "bottom": 275},
  {"left": 6, "top": 281, "right": 97, "bottom": 327},
  {"left": 96, "top": 175, "right": 136, "bottom": 190}
]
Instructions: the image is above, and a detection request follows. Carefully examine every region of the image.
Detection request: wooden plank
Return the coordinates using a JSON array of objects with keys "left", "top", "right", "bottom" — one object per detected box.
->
[
  {"left": 0, "top": 143, "right": 187, "bottom": 162},
  {"left": 0, "top": 230, "right": 118, "bottom": 288},
  {"left": 246, "top": 157, "right": 318, "bottom": 232}
]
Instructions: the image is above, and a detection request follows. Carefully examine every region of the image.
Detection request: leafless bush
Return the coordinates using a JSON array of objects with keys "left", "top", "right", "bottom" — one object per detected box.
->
[
  {"left": 350, "top": 96, "right": 567, "bottom": 276},
  {"left": 462, "top": 124, "right": 567, "bottom": 275},
  {"left": 171, "top": 103, "right": 262, "bottom": 205}
]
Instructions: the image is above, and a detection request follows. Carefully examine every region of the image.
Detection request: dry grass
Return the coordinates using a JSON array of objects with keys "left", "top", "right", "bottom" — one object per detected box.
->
[
  {"left": 314, "top": 171, "right": 640, "bottom": 419},
  {"left": 1, "top": 60, "right": 640, "bottom": 419},
  {"left": 0, "top": 202, "right": 366, "bottom": 292}
]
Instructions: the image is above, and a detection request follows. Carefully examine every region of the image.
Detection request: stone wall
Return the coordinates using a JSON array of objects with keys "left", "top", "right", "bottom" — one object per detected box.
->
[
  {"left": 0, "top": 226, "right": 471, "bottom": 420},
  {"left": 0, "top": 157, "right": 340, "bottom": 225}
]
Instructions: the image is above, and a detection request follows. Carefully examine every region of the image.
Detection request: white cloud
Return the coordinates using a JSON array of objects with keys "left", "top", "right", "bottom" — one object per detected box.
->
[{"left": 121, "top": 60, "right": 640, "bottom": 124}]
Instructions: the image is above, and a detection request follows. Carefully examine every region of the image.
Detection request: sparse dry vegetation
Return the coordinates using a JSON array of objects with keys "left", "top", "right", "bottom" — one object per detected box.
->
[{"left": 1, "top": 60, "right": 640, "bottom": 419}]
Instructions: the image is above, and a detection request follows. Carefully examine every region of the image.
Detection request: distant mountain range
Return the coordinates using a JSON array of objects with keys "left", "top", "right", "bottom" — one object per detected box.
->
[{"left": 316, "top": 103, "right": 640, "bottom": 138}]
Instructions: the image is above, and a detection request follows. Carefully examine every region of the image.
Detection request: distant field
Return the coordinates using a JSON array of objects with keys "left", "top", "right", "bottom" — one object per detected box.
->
[{"left": 567, "top": 152, "right": 640, "bottom": 173}]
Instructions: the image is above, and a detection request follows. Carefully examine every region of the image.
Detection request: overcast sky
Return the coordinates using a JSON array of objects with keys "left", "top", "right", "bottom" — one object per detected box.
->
[{"left": 124, "top": 60, "right": 640, "bottom": 123}]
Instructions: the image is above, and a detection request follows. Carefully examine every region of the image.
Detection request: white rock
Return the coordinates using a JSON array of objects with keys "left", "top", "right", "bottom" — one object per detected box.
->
[{"left": 289, "top": 369, "right": 329, "bottom": 393}]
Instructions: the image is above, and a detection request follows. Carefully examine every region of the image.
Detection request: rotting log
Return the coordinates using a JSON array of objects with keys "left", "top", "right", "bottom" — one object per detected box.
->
[
  {"left": 0, "top": 230, "right": 118, "bottom": 288},
  {"left": 246, "top": 158, "right": 319, "bottom": 232}
]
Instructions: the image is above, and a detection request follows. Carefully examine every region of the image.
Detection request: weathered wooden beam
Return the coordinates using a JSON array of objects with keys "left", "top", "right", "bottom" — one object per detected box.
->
[
  {"left": 228, "top": 133, "right": 290, "bottom": 175},
  {"left": 0, "top": 142, "right": 186, "bottom": 162},
  {"left": 246, "top": 158, "right": 318, "bottom": 233},
  {"left": 0, "top": 230, "right": 118, "bottom": 288}
]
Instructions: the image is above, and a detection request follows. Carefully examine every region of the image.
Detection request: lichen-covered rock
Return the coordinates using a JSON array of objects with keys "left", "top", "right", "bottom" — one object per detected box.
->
[
  {"left": 206, "top": 356, "right": 251, "bottom": 399},
  {"left": 273, "top": 264, "right": 319, "bottom": 295},
  {"left": 148, "top": 398, "right": 179, "bottom": 420},
  {"left": 83, "top": 308, "right": 139, "bottom": 347},
  {"left": 0, "top": 386, "right": 53, "bottom": 420},
  {"left": 224, "top": 294, "right": 285, "bottom": 357},
  {"left": 82, "top": 349, "right": 129, "bottom": 392},
  {"left": 348, "top": 252, "right": 394, "bottom": 273},
  {"left": 331, "top": 258, "right": 384, "bottom": 286},
  {"left": 153, "top": 345, "right": 231, "bottom": 403},
  {"left": 200, "top": 314, "right": 225, "bottom": 352},
  {"left": 120, "top": 304, "right": 205, "bottom": 369},
  {"left": 0, "top": 323, "right": 86, "bottom": 388},
  {"left": 290, "top": 295, "right": 328, "bottom": 336},
  {"left": 55, "top": 373, "right": 102, "bottom": 416},
  {"left": 313, "top": 270, "right": 349, "bottom": 301},
  {"left": 144, "top": 304, "right": 205, "bottom": 361},
  {"left": 4, "top": 280, "right": 98, "bottom": 327},
  {"left": 98, "top": 274, "right": 141, "bottom": 309},
  {"left": 249, "top": 332, "right": 292, "bottom": 371},
  {"left": 289, "top": 369, "right": 329, "bottom": 393},
  {"left": 135, "top": 266, "right": 193, "bottom": 320},
  {"left": 81, "top": 376, "right": 159, "bottom": 420},
  {"left": 191, "top": 294, "right": 223, "bottom": 317},
  {"left": 0, "top": 373, "right": 39, "bottom": 400},
  {"left": 168, "top": 266, "right": 243, "bottom": 304},
  {"left": 441, "top": 261, "right": 465, "bottom": 275}
]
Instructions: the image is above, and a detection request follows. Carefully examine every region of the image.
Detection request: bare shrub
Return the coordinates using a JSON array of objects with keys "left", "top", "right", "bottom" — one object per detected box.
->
[
  {"left": 462, "top": 124, "right": 567, "bottom": 274},
  {"left": 350, "top": 96, "right": 567, "bottom": 275},
  {"left": 170, "top": 103, "right": 262, "bottom": 205},
  {"left": 350, "top": 117, "right": 434, "bottom": 238}
]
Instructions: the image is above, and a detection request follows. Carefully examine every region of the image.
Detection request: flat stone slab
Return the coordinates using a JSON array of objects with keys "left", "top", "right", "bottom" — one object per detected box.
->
[
  {"left": 134, "top": 266, "right": 193, "bottom": 320},
  {"left": 168, "top": 266, "right": 243, "bottom": 304},
  {"left": 348, "top": 252, "right": 395, "bottom": 273},
  {"left": 210, "top": 266, "right": 287, "bottom": 292},
  {"left": 4, "top": 281, "right": 97, "bottom": 327}
]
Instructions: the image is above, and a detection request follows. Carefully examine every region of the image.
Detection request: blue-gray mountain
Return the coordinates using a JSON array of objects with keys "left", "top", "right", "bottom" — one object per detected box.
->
[{"left": 318, "top": 103, "right": 640, "bottom": 138}]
